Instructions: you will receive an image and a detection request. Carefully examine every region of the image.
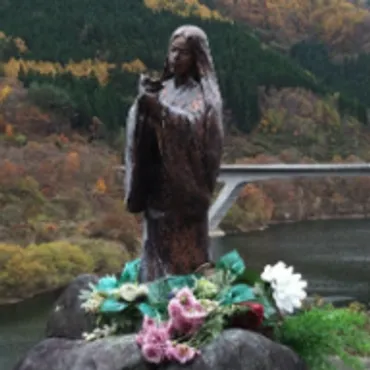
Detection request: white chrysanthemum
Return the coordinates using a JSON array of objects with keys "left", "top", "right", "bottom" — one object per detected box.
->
[
  {"left": 261, "top": 261, "right": 307, "bottom": 314},
  {"left": 118, "top": 283, "right": 149, "bottom": 302},
  {"left": 81, "top": 292, "right": 104, "bottom": 313},
  {"left": 79, "top": 283, "right": 104, "bottom": 313}
]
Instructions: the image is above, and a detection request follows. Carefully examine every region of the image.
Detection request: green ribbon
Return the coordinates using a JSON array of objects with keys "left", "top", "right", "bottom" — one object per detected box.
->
[
  {"left": 216, "top": 250, "right": 245, "bottom": 277},
  {"left": 96, "top": 275, "right": 118, "bottom": 293},
  {"left": 119, "top": 258, "right": 141, "bottom": 284},
  {"left": 100, "top": 298, "right": 128, "bottom": 313},
  {"left": 218, "top": 283, "right": 256, "bottom": 305}
]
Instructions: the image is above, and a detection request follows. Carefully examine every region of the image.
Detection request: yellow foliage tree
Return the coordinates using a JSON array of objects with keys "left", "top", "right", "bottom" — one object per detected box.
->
[
  {"left": 122, "top": 59, "right": 147, "bottom": 73},
  {"left": 144, "top": 0, "right": 227, "bottom": 21},
  {"left": 309, "top": 0, "right": 367, "bottom": 52},
  {"left": 0, "top": 85, "right": 12, "bottom": 104},
  {"left": 212, "top": 0, "right": 369, "bottom": 52},
  {"left": 3, "top": 58, "right": 145, "bottom": 85},
  {"left": 13, "top": 37, "right": 28, "bottom": 53},
  {"left": 0, "top": 31, "right": 28, "bottom": 54}
]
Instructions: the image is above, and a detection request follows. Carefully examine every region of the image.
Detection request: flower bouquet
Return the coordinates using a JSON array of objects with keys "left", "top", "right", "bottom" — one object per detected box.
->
[{"left": 79, "top": 250, "right": 307, "bottom": 365}]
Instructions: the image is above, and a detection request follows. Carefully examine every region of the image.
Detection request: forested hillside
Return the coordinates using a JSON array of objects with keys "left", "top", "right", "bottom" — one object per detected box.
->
[
  {"left": 203, "top": 0, "right": 370, "bottom": 53},
  {"left": 1, "top": 0, "right": 370, "bottom": 301},
  {"left": 198, "top": 0, "right": 370, "bottom": 121},
  {"left": 0, "top": 0, "right": 366, "bottom": 134}
]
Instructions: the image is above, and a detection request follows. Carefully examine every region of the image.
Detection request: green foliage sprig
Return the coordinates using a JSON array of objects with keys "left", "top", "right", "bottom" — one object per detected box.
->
[{"left": 275, "top": 304, "right": 370, "bottom": 370}]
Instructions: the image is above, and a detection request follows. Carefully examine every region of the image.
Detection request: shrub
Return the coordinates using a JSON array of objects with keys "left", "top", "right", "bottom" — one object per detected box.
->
[
  {"left": 85, "top": 210, "right": 141, "bottom": 255},
  {"left": 0, "top": 241, "right": 94, "bottom": 298},
  {"left": 276, "top": 305, "right": 370, "bottom": 370},
  {"left": 73, "top": 237, "right": 130, "bottom": 275},
  {"left": 221, "top": 184, "right": 274, "bottom": 232},
  {"left": 0, "top": 243, "right": 21, "bottom": 269},
  {"left": 221, "top": 204, "right": 248, "bottom": 232}
]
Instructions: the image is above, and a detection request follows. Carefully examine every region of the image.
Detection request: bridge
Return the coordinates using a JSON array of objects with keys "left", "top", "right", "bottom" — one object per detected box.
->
[{"left": 116, "top": 163, "right": 370, "bottom": 234}]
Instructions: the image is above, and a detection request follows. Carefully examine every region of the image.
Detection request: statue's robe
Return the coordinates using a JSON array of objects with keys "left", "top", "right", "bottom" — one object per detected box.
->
[{"left": 125, "top": 77, "right": 223, "bottom": 282}]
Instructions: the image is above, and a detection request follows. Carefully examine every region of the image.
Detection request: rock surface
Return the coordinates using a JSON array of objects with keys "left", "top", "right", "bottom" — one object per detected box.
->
[
  {"left": 45, "top": 274, "right": 98, "bottom": 339},
  {"left": 14, "top": 274, "right": 309, "bottom": 370},
  {"left": 14, "top": 330, "right": 308, "bottom": 370}
]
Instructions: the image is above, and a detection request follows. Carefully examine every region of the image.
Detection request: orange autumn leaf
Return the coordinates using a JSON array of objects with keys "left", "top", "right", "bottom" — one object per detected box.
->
[
  {"left": 64, "top": 151, "right": 80, "bottom": 173},
  {"left": 95, "top": 177, "right": 107, "bottom": 194},
  {"left": 45, "top": 223, "right": 58, "bottom": 232},
  {"left": 5, "top": 124, "right": 13, "bottom": 137}
]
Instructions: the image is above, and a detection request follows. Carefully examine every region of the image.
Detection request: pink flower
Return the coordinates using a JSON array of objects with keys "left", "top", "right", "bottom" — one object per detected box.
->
[
  {"left": 144, "top": 326, "right": 170, "bottom": 344},
  {"left": 168, "top": 299, "right": 185, "bottom": 321},
  {"left": 165, "top": 343, "right": 200, "bottom": 364},
  {"left": 142, "top": 316, "right": 156, "bottom": 330},
  {"left": 136, "top": 316, "right": 171, "bottom": 348},
  {"left": 141, "top": 342, "right": 165, "bottom": 364},
  {"left": 175, "top": 287, "right": 197, "bottom": 307},
  {"left": 168, "top": 297, "right": 207, "bottom": 335},
  {"left": 182, "top": 302, "right": 207, "bottom": 322},
  {"left": 136, "top": 293, "right": 206, "bottom": 365}
]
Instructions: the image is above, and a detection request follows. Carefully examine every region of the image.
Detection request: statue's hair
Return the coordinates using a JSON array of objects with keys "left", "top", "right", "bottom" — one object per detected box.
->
[{"left": 161, "top": 25, "right": 222, "bottom": 114}]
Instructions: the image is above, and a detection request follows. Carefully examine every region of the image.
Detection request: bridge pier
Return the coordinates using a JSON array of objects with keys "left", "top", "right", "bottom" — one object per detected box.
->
[{"left": 208, "top": 181, "right": 246, "bottom": 232}]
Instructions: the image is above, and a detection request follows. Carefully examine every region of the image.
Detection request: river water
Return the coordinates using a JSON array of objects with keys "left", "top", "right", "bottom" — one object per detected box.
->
[{"left": 1, "top": 219, "right": 369, "bottom": 370}]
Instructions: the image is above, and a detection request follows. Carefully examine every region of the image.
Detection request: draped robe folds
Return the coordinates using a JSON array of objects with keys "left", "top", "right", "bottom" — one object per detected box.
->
[{"left": 125, "top": 77, "right": 223, "bottom": 282}]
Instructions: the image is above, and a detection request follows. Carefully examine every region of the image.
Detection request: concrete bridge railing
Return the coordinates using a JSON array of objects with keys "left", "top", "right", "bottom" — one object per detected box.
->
[{"left": 115, "top": 164, "right": 370, "bottom": 232}]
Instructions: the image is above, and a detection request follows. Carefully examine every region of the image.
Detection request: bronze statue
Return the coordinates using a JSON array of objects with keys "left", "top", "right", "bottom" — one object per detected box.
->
[{"left": 124, "top": 25, "right": 224, "bottom": 282}]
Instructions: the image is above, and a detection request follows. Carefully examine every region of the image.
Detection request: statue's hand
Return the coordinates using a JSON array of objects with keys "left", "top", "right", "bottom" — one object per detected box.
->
[
  {"left": 140, "top": 92, "right": 162, "bottom": 120},
  {"left": 138, "top": 74, "right": 163, "bottom": 96}
]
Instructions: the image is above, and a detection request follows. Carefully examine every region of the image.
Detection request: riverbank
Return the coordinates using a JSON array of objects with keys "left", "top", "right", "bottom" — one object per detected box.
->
[
  {"left": 221, "top": 213, "right": 370, "bottom": 236},
  {"left": 0, "top": 237, "right": 136, "bottom": 307},
  {"left": 0, "top": 287, "right": 65, "bottom": 306}
]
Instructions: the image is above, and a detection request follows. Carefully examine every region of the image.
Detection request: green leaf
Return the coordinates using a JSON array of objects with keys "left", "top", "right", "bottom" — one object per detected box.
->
[
  {"left": 137, "top": 302, "right": 159, "bottom": 318},
  {"left": 165, "top": 275, "right": 197, "bottom": 291},
  {"left": 216, "top": 250, "right": 245, "bottom": 277},
  {"left": 119, "top": 258, "right": 141, "bottom": 284},
  {"left": 218, "top": 284, "right": 255, "bottom": 305},
  {"left": 96, "top": 275, "right": 118, "bottom": 293},
  {"left": 100, "top": 298, "right": 128, "bottom": 313},
  {"left": 147, "top": 278, "right": 172, "bottom": 304}
]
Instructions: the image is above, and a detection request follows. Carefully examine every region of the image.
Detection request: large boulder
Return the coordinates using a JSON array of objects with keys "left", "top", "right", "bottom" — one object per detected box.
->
[
  {"left": 45, "top": 274, "right": 98, "bottom": 339},
  {"left": 14, "top": 275, "right": 308, "bottom": 370},
  {"left": 13, "top": 329, "right": 308, "bottom": 370}
]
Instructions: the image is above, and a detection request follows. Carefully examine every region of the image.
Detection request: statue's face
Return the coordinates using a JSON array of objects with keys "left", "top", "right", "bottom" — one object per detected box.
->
[{"left": 168, "top": 36, "right": 194, "bottom": 77}]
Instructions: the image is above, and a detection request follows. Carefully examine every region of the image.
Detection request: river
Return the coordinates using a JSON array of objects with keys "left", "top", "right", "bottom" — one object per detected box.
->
[{"left": 1, "top": 219, "right": 369, "bottom": 370}]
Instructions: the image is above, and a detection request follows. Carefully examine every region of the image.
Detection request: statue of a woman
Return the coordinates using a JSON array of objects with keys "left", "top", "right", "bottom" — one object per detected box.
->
[{"left": 124, "top": 25, "right": 224, "bottom": 282}]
